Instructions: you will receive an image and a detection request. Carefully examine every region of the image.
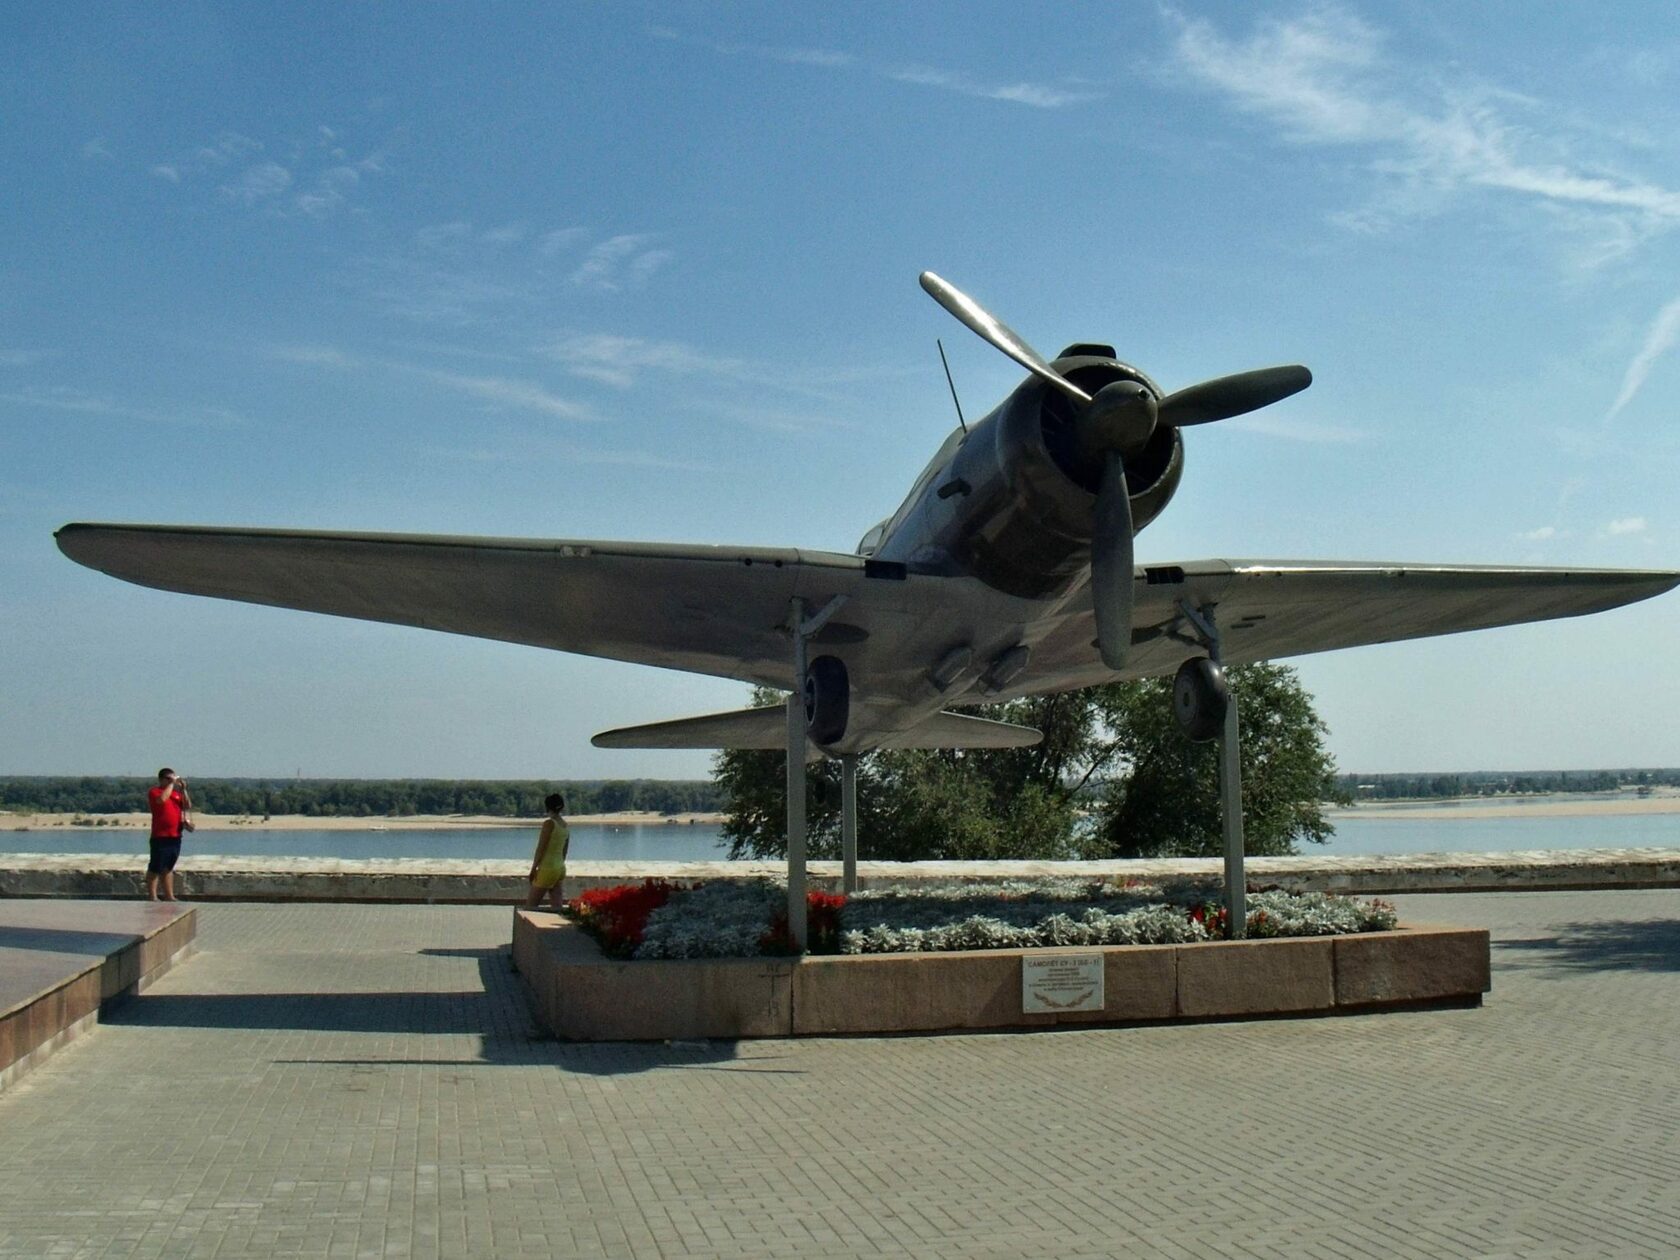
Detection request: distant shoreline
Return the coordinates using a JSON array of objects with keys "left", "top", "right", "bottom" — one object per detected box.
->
[
  {"left": 1329, "top": 790, "right": 1680, "bottom": 821},
  {"left": 6, "top": 791, "right": 1680, "bottom": 831},
  {"left": 0, "top": 810, "right": 728, "bottom": 832}
]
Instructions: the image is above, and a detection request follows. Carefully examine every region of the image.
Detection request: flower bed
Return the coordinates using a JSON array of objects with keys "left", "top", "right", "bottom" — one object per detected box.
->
[{"left": 567, "top": 876, "right": 1397, "bottom": 961}]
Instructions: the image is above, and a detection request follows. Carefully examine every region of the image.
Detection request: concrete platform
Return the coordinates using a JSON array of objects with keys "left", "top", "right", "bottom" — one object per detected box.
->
[
  {"left": 0, "top": 893, "right": 1674, "bottom": 1258},
  {"left": 512, "top": 911, "right": 1490, "bottom": 1041},
  {"left": 4, "top": 846, "right": 1679, "bottom": 901},
  {"left": 0, "top": 899, "right": 195, "bottom": 1092}
]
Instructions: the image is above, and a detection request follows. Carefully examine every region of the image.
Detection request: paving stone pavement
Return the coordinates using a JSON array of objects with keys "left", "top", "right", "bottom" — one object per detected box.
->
[{"left": 0, "top": 891, "right": 1675, "bottom": 1259}]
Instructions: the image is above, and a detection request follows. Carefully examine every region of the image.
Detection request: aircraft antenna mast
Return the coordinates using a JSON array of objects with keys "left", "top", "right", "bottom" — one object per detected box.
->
[{"left": 936, "top": 339, "right": 968, "bottom": 433}]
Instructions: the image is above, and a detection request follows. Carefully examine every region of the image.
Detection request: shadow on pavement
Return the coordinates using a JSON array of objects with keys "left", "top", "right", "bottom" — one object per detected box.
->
[
  {"left": 1496, "top": 918, "right": 1680, "bottom": 973},
  {"left": 108, "top": 942, "right": 800, "bottom": 1077},
  {"left": 0, "top": 925, "right": 147, "bottom": 956}
]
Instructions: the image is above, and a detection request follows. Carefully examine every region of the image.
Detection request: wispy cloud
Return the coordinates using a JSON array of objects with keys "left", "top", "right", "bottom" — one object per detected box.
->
[
  {"left": 1168, "top": 7, "right": 1680, "bottom": 256},
  {"left": 220, "top": 161, "right": 293, "bottom": 205},
  {"left": 195, "top": 132, "right": 262, "bottom": 165},
  {"left": 570, "top": 235, "right": 674, "bottom": 291},
  {"left": 417, "top": 220, "right": 565, "bottom": 256},
  {"left": 652, "top": 25, "right": 1097, "bottom": 109},
  {"left": 543, "top": 334, "right": 753, "bottom": 388},
  {"left": 648, "top": 27, "right": 854, "bottom": 69},
  {"left": 1516, "top": 525, "right": 1561, "bottom": 542},
  {"left": 1605, "top": 295, "right": 1680, "bottom": 423},
  {"left": 1602, "top": 515, "right": 1649, "bottom": 537},
  {"left": 349, "top": 222, "right": 655, "bottom": 325},
  {"left": 81, "top": 137, "right": 113, "bottom": 160},
  {"left": 417, "top": 369, "right": 596, "bottom": 421},
  {"left": 0, "top": 349, "right": 48, "bottom": 367},
  {"left": 268, "top": 343, "right": 596, "bottom": 422},
  {"left": 385, "top": 338, "right": 527, "bottom": 366},
  {"left": 349, "top": 254, "right": 534, "bottom": 326},
  {"left": 0, "top": 385, "right": 250, "bottom": 429},
  {"left": 294, "top": 161, "right": 376, "bottom": 217},
  {"left": 149, "top": 129, "right": 382, "bottom": 218},
  {"left": 540, "top": 332, "right": 851, "bottom": 410},
  {"left": 885, "top": 65, "right": 1100, "bottom": 109}
]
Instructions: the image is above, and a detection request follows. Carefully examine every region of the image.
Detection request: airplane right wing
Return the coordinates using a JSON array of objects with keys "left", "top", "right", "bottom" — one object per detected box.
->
[{"left": 54, "top": 522, "right": 938, "bottom": 692}]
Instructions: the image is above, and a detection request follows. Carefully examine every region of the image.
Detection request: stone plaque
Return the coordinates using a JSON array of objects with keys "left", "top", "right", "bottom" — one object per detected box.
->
[{"left": 1022, "top": 953, "right": 1104, "bottom": 1014}]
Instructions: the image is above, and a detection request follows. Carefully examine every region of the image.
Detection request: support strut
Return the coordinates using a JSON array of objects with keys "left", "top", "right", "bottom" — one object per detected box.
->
[
  {"left": 784, "top": 595, "right": 849, "bottom": 952},
  {"left": 786, "top": 601, "right": 808, "bottom": 952},
  {"left": 841, "top": 754, "right": 859, "bottom": 894},
  {"left": 1177, "top": 599, "right": 1247, "bottom": 940}
]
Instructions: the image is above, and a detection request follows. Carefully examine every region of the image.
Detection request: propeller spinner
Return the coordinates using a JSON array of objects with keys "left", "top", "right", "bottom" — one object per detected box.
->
[{"left": 919, "top": 271, "right": 1311, "bottom": 671}]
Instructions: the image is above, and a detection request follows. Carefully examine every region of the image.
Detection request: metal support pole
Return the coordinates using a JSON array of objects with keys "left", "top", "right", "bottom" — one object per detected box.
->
[
  {"left": 840, "top": 754, "right": 858, "bottom": 894},
  {"left": 1180, "top": 598, "right": 1244, "bottom": 939},
  {"left": 785, "top": 598, "right": 808, "bottom": 952},
  {"left": 1219, "top": 691, "right": 1246, "bottom": 939}
]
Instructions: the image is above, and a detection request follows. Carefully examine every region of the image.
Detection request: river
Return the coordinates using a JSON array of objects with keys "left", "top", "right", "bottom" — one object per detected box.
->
[{"left": 3, "top": 804, "right": 1676, "bottom": 860}]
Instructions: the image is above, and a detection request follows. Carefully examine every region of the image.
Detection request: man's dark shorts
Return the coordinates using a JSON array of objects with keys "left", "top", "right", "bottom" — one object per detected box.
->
[{"left": 147, "top": 838, "right": 182, "bottom": 875}]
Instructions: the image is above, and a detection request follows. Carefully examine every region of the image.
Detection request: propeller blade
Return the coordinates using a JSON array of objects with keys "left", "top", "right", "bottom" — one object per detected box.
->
[
  {"left": 920, "top": 271, "right": 1092, "bottom": 405},
  {"left": 1159, "top": 364, "right": 1312, "bottom": 428},
  {"left": 1091, "top": 452, "right": 1135, "bottom": 671}
]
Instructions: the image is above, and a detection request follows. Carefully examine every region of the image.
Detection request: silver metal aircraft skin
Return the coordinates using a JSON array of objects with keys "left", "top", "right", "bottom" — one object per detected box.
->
[{"left": 54, "top": 274, "right": 1680, "bottom": 758}]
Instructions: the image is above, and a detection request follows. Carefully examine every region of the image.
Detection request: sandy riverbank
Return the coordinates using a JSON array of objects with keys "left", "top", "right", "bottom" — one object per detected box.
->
[
  {"left": 1329, "top": 791, "right": 1680, "bottom": 821},
  {"left": 0, "top": 811, "right": 728, "bottom": 832}
]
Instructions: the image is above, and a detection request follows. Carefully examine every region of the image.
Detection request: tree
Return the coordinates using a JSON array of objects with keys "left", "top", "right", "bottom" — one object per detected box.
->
[
  {"left": 1088, "top": 663, "right": 1345, "bottom": 858},
  {"left": 714, "top": 689, "right": 1095, "bottom": 861},
  {"left": 714, "top": 664, "right": 1344, "bottom": 861}
]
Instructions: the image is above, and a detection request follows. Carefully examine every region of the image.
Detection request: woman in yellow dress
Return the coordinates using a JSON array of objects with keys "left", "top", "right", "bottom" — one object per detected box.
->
[{"left": 523, "top": 793, "right": 570, "bottom": 913}]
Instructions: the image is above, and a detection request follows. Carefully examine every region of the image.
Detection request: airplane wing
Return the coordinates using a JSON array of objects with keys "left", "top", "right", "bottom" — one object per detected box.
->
[
  {"left": 53, "top": 522, "right": 935, "bottom": 691},
  {"left": 1009, "top": 559, "right": 1680, "bottom": 699},
  {"left": 54, "top": 527, "right": 1679, "bottom": 709}
]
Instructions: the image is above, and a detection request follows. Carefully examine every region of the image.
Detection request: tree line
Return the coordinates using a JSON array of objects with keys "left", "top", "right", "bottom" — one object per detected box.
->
[
  {"left": 0, "top": 777, "right": 721, "bottom": 818},
  {"left": 1334, "top": 768, "right": 1680, "bottom": 799},
  {"left": 715, "top": 664, "right": 1348, "bottom": 862}
]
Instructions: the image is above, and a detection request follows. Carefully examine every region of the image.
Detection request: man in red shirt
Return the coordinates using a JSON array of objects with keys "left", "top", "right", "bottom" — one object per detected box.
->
[{"left": 145, "top": 767, "right": 193, "bottom": 901}]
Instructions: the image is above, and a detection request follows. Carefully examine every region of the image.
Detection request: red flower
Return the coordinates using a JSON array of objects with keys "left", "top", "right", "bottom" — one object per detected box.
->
[
  {"left": 762, "top": 889, "right": 849, "bottom": 956},
  {"left": 567, "top": 878, "right": 678, "bottom": 957}
]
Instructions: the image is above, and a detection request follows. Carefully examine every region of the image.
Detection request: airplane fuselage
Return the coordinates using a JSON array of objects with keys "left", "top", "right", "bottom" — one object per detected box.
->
[{"left": 813, "top": 351, "right": 1186, "bottom": 754}]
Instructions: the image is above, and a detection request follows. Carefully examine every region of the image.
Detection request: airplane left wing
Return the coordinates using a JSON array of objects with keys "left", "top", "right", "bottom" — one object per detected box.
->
[
  {"left": 1010, "top": 559, "right": 1680, "bottom": 698},
  {"left": 54, "top": 523, "right": 932, "bottom": 690}
]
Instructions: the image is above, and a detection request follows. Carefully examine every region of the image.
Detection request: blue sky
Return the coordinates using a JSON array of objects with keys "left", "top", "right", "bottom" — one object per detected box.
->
[{"left": 4, "top": 2, "right": 1678, "bottom": 780}]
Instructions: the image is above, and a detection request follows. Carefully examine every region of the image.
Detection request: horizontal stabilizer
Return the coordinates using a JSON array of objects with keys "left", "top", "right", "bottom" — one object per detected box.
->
[
  {"left": 879, "top": 711, "right": 1042, "bottom": 749},
  {"left": 593, "top": 707, "right": 790, "bottom": 750},
  {"left": 592, "top": 706, "right": 1042, "bottom": 752}
]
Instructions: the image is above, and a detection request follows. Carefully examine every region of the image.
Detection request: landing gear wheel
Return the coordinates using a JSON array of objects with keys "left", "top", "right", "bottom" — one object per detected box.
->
[
  {"left": 1173, "top": 656, "right": 1228, "bottom": 743},
  {"left": 803, "top": 655, "right": 850, "bottom": 747}
]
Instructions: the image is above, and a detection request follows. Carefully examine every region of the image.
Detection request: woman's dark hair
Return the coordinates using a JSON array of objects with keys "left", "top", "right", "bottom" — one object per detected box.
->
[{"left": 544, "top": 793, "right": 564, "bottom": 813}]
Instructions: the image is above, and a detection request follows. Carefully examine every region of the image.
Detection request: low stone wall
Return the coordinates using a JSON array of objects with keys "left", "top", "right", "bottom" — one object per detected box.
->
[
  {"left": 4, "top": 848, "right": 1679, "bottom": 902},
  {"left": 512, "top": 911, "right": 1490, "bottom": 1042},
  {"left": 1, "top": 903, "right": 196, "bottom": 1091}
]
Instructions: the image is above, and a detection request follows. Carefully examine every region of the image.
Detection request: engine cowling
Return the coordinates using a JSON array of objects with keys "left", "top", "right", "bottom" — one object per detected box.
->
[{"left": 878, "top": 349, "right": 1182, "bottom": 601}]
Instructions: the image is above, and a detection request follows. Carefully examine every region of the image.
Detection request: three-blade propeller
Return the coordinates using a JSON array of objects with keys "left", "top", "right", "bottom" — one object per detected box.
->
[{"left": 919, "top": 271, "right": 1311, "bottom": 672}]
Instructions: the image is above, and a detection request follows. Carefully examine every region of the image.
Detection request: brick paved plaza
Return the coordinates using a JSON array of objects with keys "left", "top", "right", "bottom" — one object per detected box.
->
[{"left": 0, "top": 891, "right": 1675, "bottom": 1259}]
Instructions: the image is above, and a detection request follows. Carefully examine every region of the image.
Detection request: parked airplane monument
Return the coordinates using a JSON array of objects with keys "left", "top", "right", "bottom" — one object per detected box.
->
[{"left": 57, "top": 274, "right": 1679, "bottom": 945}]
